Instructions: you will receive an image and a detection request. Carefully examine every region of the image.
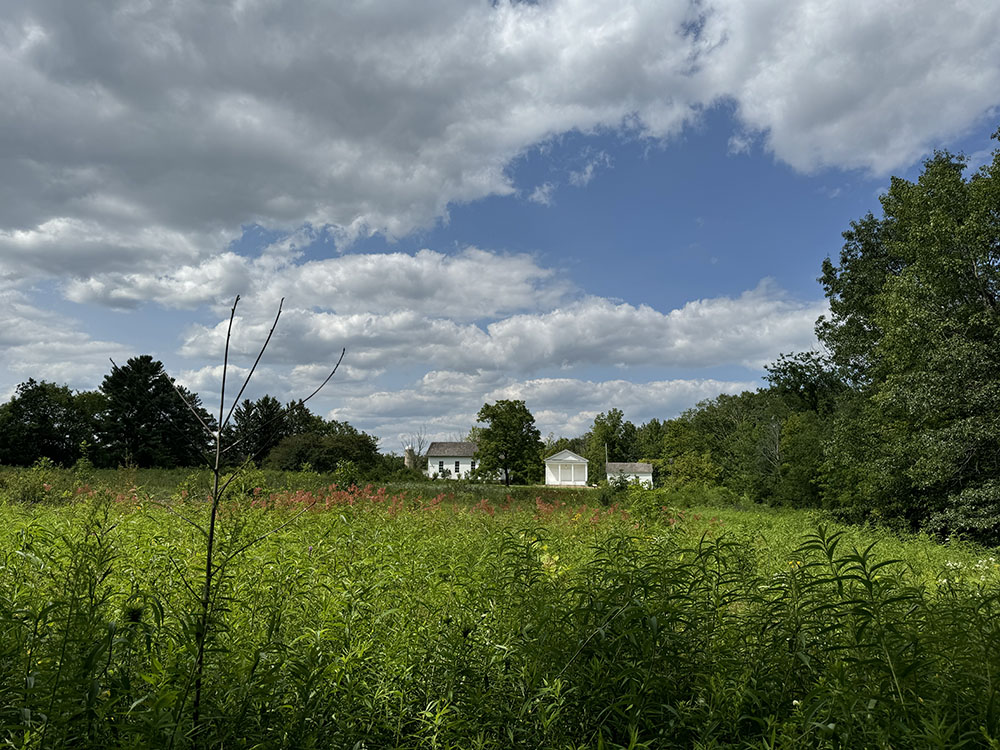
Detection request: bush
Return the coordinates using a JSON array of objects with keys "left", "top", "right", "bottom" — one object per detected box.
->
[{"left": 0, "top": 457, "right": 60, "bottom": 503}]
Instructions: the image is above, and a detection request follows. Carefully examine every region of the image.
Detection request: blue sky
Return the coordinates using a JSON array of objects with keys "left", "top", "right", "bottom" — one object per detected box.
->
[{"left": 2, "top": 0, "right": 999, "bottom": 448}]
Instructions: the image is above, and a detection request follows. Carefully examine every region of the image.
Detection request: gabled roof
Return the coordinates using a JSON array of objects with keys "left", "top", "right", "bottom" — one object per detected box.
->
[
  {"left": 606, "top": 462, "right": 653, "bottom": 474},
  {"left": 426, "top": 441, "right": 477, "bottom": 457},
  {"left": 544, "top": 449, "right": 588, "bottom": 463}
]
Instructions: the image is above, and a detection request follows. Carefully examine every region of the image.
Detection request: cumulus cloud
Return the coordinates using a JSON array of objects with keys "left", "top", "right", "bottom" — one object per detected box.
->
[
  {"left": 179, "top": 276, "right": 825, "bottom": 374},
  {"left": 66, "top": 246, "right": 573, "bottom": 320},
  {"left": 700, "top": 0, "right": 1000, "bottom": 172},
  {"left": 2, "top": 0, "right": 997, "bottom": 278},
  {"left": 0, "top": 289, "right": 130, "bottom": 388},
  {"left": 328, "top": 372, "right": 755, "bottom": 442}
]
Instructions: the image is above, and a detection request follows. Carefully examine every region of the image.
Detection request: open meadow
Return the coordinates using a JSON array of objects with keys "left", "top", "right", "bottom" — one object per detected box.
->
[{"left": 2, "top": 466, "right": 1000, "bottom": 748}]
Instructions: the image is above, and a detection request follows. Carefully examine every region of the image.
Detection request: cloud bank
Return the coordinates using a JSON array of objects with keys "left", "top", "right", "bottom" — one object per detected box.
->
[{"left": 2, "top": 0, "right": 998, "bottom": 279}]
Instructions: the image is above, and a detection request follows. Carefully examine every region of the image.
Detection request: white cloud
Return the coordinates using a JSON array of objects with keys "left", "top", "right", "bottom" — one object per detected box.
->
[
  {"left": 701, "top": 0, "right": 1000, "bottom": 173},
  {"left": 328, "top": 372, "right": 754, "bottom": 442},
  {"left": 178, "top": 274, "right": 825, "bottom": 375},
  {"left": 66, "top": 246, "right": 573, "bottom": 320},
  {"left": 568, "top": 151, "right": 612, "bottom": 187},
  {"left": 0, "top": 289, "right": 130, "bottom": 388},
  {"left": 528, "top": 182, "right": 557, "bottom": 206},
  {"left": 3, "top": 0, "right": 996, "bottom": 277}
]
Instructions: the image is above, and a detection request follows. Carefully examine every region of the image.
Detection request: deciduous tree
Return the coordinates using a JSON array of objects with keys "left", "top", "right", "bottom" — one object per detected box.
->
[
  {"left": 818, "top": 137, "right": 1000, "bottom": 541},
  {"left": 474, "top": 400, "right": 543, "bottom": 486},
  {"left": 0, "top": 379, "right": 98, "bottom": 466}
]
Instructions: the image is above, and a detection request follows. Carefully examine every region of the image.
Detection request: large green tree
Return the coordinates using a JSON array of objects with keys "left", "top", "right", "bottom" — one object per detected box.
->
[
  {"left": 99, "top": 355, "right": 214, "bottom": 468},
  {"left": 264, "top": 414, "right": 379, "bottom": 473},
  {"left": 0, "top": 380, "right": 100, "bottom": 466},
  {"left": 585, "top": 408, "right": 638, "bottom": 483},
  {"left": 474, "top": 400, "right": 543, "bottom": 486},
  {"left": 818, "top": 137, "right": 1000, "bottom": 541},
  {"left": 226, "top": 395, "right": 289, "bottom": 465}
]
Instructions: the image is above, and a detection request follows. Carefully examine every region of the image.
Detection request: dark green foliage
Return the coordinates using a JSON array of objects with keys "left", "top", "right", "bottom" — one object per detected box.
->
[
  {"left": 765, "top": 350, "right": 846, "bottom": 416},
  {"left": 226, "top": 395, "right": 288, "bottom": 465},
  {"left": 0, "top": 380, "right": 100, "bottom": 467},
  {"left": 474, "top": 399, "right": 543, "bottom": 486},
  {"left": 98, "top": 356, "right": 213, "bottom": 468},
  {"left": 584, "top": 408, "right": 638, "bottom": 482},
  {"left": 542, "top": 434, "right": 587, "bottom": 461},
  {"left": 773, "top": 410, "right": 824, "bottom": 506},
  {"left": 633, "top": 417, "right": 667, "bottom": 461},
  {"left": 818, "top": 141, "right": 1000, "bottom": 541},
  {"left": 263, "top": 419, "right": 379, "bottom": 473},
  {"left": 658, "top": 391, "right": 784, "bottom": 501}
]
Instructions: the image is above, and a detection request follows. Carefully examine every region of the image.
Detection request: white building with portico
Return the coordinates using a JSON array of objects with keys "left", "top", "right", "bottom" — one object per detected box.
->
[{"left": 544, "top": 449, "right": 588, "bottom": 486}]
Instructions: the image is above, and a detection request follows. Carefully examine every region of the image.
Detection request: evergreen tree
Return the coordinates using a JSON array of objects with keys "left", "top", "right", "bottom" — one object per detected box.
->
[
  {"left": 228, "top": 395, "right": 288, "bottom": 465},
  {"left": 99, "top": 355, "right": 213, "bottom": 468}
]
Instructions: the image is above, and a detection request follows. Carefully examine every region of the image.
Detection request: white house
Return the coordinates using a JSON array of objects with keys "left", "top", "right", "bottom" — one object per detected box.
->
[
  {"left": 606, "top": 462, "right": 654, "bottom": 488},
  {"left": 544, "top": 449, "right": 588, "bottom": 486},
  {"left": 426, "top": 442, "right": 478, "bottom": 479}
]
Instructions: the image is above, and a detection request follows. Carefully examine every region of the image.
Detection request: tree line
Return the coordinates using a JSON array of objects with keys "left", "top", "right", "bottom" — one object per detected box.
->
[
  {"left": 532, "top": 135, "right": 1000, "bottom": 544},
  {"left": 0, "top": 355, "right": 394, "bottom": 477},
  {"left": 476, "top": 134, "right": 1000, "bottom": 544}
]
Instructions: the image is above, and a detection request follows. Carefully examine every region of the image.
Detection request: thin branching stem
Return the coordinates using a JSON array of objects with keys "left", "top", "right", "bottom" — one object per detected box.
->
[
  {"left": 216, "top": 356, "right": 346, "bottom": 498},
  {"left": 165, "top": 552, "right": 201, "bottom": 600},
  {"left": 161, "top": 294, "right": 343, "bottom": 746},
  {"left": 168, "top": 378, "right": 216, "bottom": 438},
  {"left": 222, "top": 298, "right": 284, "bottom": 430},
  {"left": 299, "top": 348, "right": 346, "bottom": 406},
  {"left": 192, "top": 295, "right": 239, "bottom": 735}
]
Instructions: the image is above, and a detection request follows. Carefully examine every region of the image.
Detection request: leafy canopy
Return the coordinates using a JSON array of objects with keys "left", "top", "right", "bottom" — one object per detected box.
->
[
  {"left": 818, "top": 135, "right": 1000, "bottom": 542},
  {"left": 474, "top": 399, "right": 543, "bottom": 486}
]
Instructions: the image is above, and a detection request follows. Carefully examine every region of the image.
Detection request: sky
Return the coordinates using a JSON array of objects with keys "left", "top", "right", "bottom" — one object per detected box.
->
[{"left": 2, "top": 0, "right": 999, "bottom": 450}]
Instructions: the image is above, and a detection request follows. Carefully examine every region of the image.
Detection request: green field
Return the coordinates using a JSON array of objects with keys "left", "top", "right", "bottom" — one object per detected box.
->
[{"left": 2, "top": 467, "right": 1000, "bottom": 748}]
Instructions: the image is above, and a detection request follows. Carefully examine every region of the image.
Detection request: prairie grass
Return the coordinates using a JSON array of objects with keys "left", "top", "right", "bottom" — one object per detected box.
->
[{"left": 1, "top": 468, "right": 999, "bottom": 748}]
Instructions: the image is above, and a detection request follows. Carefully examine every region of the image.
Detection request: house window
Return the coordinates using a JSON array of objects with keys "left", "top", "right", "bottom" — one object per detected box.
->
[
  {"left": 439, "top": 461, "right": 444, "bottom": 475},
  {"left": 471, "top": 459, "right": 476, "bottom": 472},
  {"left": 455, "top": 461, "right": 461, "bottom": 476}
]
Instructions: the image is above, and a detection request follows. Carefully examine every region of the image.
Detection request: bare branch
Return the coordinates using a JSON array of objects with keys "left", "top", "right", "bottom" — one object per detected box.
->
[
  {"left": 299, "top": 347, "right": 346, "bottom": 406},
  {"left": 169, "top": 378, "right": 215, "bottom": 438},
  {"left": 222, "top": 297, "right": 284, "bottom": 430},
  {"left": 216, "top": 296, "right": 240, "bottom": 472}
]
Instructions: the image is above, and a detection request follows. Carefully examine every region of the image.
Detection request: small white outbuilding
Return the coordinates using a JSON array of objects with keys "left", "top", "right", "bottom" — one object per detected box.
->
[
  {"left": 544, "top": 449, "right": 588, "bottom": 486},
  {"left": 606, "top": 462, "right": 654, "bottom": 488}
]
